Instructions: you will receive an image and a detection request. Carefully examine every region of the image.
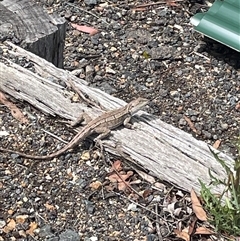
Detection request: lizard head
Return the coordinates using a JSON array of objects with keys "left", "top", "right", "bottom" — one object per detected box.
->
[{"left": 128, "top": 97, "right": 149, "bottom": 115}]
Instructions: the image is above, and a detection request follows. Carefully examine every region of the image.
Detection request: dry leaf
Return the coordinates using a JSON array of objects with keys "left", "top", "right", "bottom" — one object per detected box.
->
[
  {"left": 236, "top": 102, "right": 240, "bottom": 110},
  {"left": 71, "top": 23, "right": 99, "bottom": 36},
  {"left": 136, "top": 170, "right": 155, "bottom": 184},
  {"left": 44, "top": 203, "right": 55, "bottom": 211},
  {"left": 108, "top": 171, "right": 133, "bottom": 191},
  {"left": 213, "top": 140, "right": 221, "bottom": 149},
  {"left": 129, "top": 179, "right": 141, "bottom": 185},
  {"left": 105, "top": 184, "right": 114, "bottom": 192},
  {"left": 89, "top": 180, "right": 102, "bottom": 190},
  {"left": 174, "top": 229, "right": 190, "bottom": 241},
  {"left": 19, "top": 230, "right": 27, "bottom": 237},
  {"left": 142, "top": 189, "right": 152, "bottom": 199},
  {"left": 0, "top": 91, "right": 28, "bottom": 124},
  {"left": 194, "top": 226, "right": 215, "bottom": 235},
  {"left": 188, "top": 216, "right": 197, "bottom": 235},
  {"left": 108, "top": 171, "right": 133, "bottom": 183},
  {"left": 184, "top": 116, "right": 199, "bottom": 134},
  {"left": 166, "top": 0, "right": 179, "bottom": 6},
  {"left": 111, "top": 160, "right": 122, "bottom": 172},
  {"left": 118, "top": 181, "right": 128, "bottom": 191},
  {"left": 132, "top": 7, "right": 147, "bottom": 11},
  {"left": 178, "top": 106, "right": 183, "bottom": 111},
  {"left": 7, "top": 209, "right": 14, "bottom": 215},
  {"left": 81, "top": 151, "right": 90, "bottom": 160},
  {"left": 3, "top": 219, "right": 16, "bottom": 233},
  {"left": 26, "top": 222, "right": 37, "bottom": 236},
  {"left": 16, "top": 215, "right": 28, "bottom": 224},
  {"left": 118, "top": 213, "right": 125, "bottom": 218},
  {"left": 191, "top": 189, "right": 207, "bottom": 221},
  {"left": 154, "top": 182, "right": 166, "bottom": 190}
]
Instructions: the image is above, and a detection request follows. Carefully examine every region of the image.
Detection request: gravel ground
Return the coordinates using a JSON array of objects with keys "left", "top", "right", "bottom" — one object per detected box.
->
[
  {"left": 59, "top": 0, "right": 239, "bottom": 155},
  {"left": 1, "top": 0, "right": 239, "bottom": 240}
]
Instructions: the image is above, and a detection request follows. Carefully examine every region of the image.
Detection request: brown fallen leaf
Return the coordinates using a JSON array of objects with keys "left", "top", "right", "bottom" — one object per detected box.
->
[
  {"left": 71, "top": 23, "right": 99, "bottom": 36},
  {"left": 184, "top": 116, "right": 199, "bottom": 134},
  {"left": 213, "top": 139, "right": 221, "bottom": 149},
  {"left": 108, "top": 171, "right": 133, "bottom": 191},
  {"left": 44, "top": 203, "right": 56, "bottom": 211},
  {"left": 166, "top": 0, "right": 179, "bottom": 6},
  {"left": 136, "top": 169, "right": 155, "bottom": 184},
  {"left": 177, "top": 106, "right": 183, "bottom": 111},
  {"left": 8, "top": 209, "right": 14, "bottom": 215},
  {"left": 236, "top": 102, "right": 240, "bottom": 110},
  {"left": 0, "top": 91, "right": 28, "bottom": 124},
  {"left": 80, "top": 151, "right": 90, "bottom": 161},
  {"left": 89, "top": 180, "right": 102, "bottom": 190},
  {"left": 191, "top": 189, "right": 207, "bottom": 221},
  {"left": 108, "top": 171, "right": 133, "bottom": 183},
  {"left": 142, "top": 189, "right": 152, "bottom": 199},
  {"left": 16, "top": 215, "right": 28, "bottom": 224},
  {"left": 26, "top": 222, "right": 37, "bottom": 236},
  {"left": 111, "top": 160, "right": 122, "bottom": 172},
  {"left": 194, "top": 226, "right": 215, "bottom": 235},
  {"left": 174, "top": 229, "right": 190, "bottom": 241},
  {"left": 132, "top": 7, "right": 147, "bottom": 11},
  {"left": 188, "top": 216, "right": 197, "bottom": 235},
  {"left": 3, "top": 219, "right": 16, "bottom": 233},
  {"left": 18, "top": 230, "right": 27, "bottom": 237}
]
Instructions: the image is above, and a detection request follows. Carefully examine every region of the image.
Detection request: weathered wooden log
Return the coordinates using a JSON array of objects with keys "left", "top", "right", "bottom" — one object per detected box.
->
[
  {"left": 0, "top": 0, "right": 66, "bottom": 67},
  {"left": 0, "top": 41, "right": 234, "bottom": 194}
]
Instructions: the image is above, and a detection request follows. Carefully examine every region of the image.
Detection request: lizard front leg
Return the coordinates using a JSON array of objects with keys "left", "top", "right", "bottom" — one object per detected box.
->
[
  {"left": 123, "top": 116, "right": 133, "bottom": 129},
  {"left": 71, "top": 112, "right": 92, "bottom": 127}
]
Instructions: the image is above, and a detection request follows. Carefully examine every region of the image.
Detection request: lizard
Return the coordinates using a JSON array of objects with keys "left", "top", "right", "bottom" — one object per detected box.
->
[{"left": 0, "top": 98, "right": 149, "bottom": 160}]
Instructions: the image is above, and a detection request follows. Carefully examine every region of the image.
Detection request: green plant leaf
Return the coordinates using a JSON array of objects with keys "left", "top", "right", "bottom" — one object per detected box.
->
[
  {"left": 208, "top": 147, "right": 232, "bottom": 175},
  {"left": 142, "top": 51, "right": 151, "bottom": 59},
  {"left": 199, "top": 141, "right": 240, "bottom": 236}
]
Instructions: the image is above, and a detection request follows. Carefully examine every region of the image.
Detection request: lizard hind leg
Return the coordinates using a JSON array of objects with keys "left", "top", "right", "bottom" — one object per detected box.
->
[{"left": 93, "top": 128, "right": 111, "bottom": 143}]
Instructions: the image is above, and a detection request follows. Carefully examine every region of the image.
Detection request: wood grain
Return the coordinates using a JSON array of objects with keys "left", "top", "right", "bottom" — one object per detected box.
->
[{"left": 0, "top": 41, "right": 234, "bottom": 194}]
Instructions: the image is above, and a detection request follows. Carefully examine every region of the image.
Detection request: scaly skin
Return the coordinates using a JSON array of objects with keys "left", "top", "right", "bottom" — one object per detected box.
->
[{"left": 0, "top": 98, "right": 148, "bottom": 160}]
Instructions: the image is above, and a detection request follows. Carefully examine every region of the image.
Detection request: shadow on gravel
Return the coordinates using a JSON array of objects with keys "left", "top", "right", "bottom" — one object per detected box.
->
[{"left": 202, "top": 37, "right": 240, "bottom": 69}]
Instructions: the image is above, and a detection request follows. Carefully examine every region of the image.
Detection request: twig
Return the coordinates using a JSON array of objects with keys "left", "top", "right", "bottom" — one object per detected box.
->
[
  {"left": 155, "top": 204, "right": 164, "bottom": 241},
  {"left": 65, "top": 2, "right": 109, "bottom": 25},
  {"left": 110, "top": 160, "right": 143, "bottom": 198},
  {"left": 41, "top": 129, "right": 68, "bottom": 144},
  {"left": 35, "top": 212, "right": 48, "bottom": 223},
  {"left": 136, "top": 0, "right": 183, "bottom": 8},
  {"left": 191, "top": 51, "right": 211, "bottom": 61},
  {"left": 113, "top": 191, "right": 169, "bottom": 222}
]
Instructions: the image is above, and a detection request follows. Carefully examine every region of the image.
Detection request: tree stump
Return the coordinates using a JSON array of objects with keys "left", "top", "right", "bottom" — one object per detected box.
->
[{"left": 0, "top": 0, "right": 66, "bottom": 67}]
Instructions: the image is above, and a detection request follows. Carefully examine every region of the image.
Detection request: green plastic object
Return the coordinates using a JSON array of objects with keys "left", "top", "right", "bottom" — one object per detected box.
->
[{"left": 191, "top": 0, "right": 240, "bottom": 52}]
